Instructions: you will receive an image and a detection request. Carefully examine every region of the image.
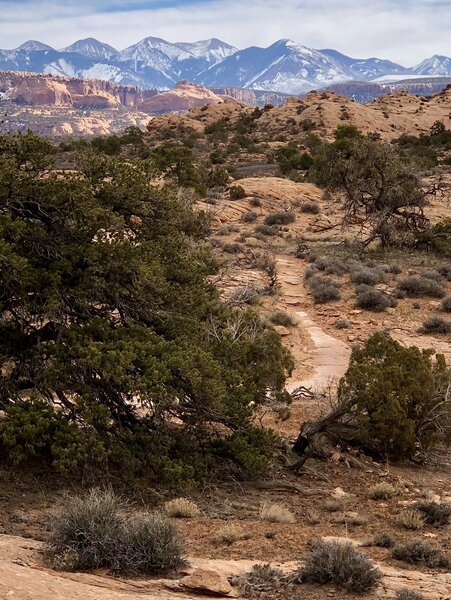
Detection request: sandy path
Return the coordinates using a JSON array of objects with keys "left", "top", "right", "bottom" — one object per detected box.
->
[{"left": 276, "top": 255, "right": 351, "bottom": 393}]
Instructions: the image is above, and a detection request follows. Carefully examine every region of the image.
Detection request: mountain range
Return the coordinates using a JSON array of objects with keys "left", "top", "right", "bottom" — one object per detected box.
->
[{"left": 1, "top": 37, "right": 450, "bottom": 94}]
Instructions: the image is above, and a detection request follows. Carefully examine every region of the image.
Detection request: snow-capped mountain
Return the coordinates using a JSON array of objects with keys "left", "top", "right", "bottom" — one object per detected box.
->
[
  {"left": 175, "top": 38, "right": 237, "bottom": 64},
  {"left": 319, "top": 49, "right": 409, "bottom": 81},
  {"left": 413, "top": 55, "right": 451, "bottom": 77},
  {"left": 195, "top": 39, "right": 350, "bottom": 93},
  {"left": 0, "top": 37, "right": 449, "bottom": 94},
  {"left": 62, "top": 38, "right": 118, "bottom": 61}
]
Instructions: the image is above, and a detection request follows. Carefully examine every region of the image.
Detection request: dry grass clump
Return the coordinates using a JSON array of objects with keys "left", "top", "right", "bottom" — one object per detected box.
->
[
  {"left": 441, "top": 296, "right": 451, "bottom": 312},
  {"left": 392, "top": 539, "right": 450, "bottom": 568},
  {"left": 214, "top": 524, "right": 247, "bottom": 545},
  {"left": 334, "top": 318, "right": 350, "bottom": 329},
  {"left": 334, "top": 514, "right": 368, "bottom": 526},
  {"left": 369, "top": 482, "right": 398, "bottom": 500},
  {"left": 264, "top": 211, "right": 296, "bottom": 226},
  {"left": 322, "top": 500, "right": 343, "bottom": 513},
  {"left": 46, "top": 489, "right": 185, "bottom": 575},
  {"left": 414, "top": 502, "right": 451, "bottom": 527},
  {"left": 299, "top": 539, "right": 382, "bottom": 593},
  {"left": 419, "top": 315, "right": 451, "bottom": 334},
  {"left": 270, "top": 310, "right": 296, "bottom": 327},
  {"left": 307, "top": 275, "right": 341, "bottom": 304},
  {"left": 396, "top": 508, "right": 425, "bottom": 531},
  {"left": 300, "top": 201, "right": 320, "bottom": 214},
  {"left": 222, "top": 242, "right": 242, "bottom": 254},
  {"left": 255, "top": 223, "right": 279, "bottom": 236},
  {"left": 366, "top": 532, "right": 396, "bottom": 548},
  {"left": 241, "top": 210, "right": 258, "bottom": 223},
  {"left": 314, "top": 256, "right": 348, "bottom": 276},
  {"left": 259, "top": 502, "right": 296, "bottom": 524},
  {"left": 395, "top": 589, "right": 425, "bottom": 600},
  {"left": 397, "top": 276, "right": 445, "bottom": 298},
  {"left": 230, "top": 563, "right": 286, "bottom": 597},
  {"left": 351, "top": 267, "right": 384, "bottom": 285},
  {"left": 164, "top": 498, "right": 200, "bottom": 519},
  {"left": 356, "top": 285, "right": 396, "bottom": 312}
]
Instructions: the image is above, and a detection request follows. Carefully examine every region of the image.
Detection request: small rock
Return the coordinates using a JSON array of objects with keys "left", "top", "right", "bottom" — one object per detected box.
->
[
  {"left": 331, "top": 487, "right": 349, "bottom": 500},
  {"left": 181, "top": 567, "right": 238, "bottom": 597},
  {"left": 273, "top": 325, "right": 291, "bottom": 336}
]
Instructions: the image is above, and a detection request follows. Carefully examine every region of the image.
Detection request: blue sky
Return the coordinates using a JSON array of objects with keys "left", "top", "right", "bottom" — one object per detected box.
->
[{"left": 1, "top": 0, "right": 450, "bottom": 66}]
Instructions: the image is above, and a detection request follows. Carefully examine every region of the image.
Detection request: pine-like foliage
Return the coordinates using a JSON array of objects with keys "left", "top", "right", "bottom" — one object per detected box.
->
[{"left": 0, "top": 133, "right": 293, "bottom": 480}]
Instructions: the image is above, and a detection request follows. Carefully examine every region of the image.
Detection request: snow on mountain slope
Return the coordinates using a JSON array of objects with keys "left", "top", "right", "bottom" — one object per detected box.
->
[
  {"left": 413, "top": 55, "right": 451, "bottom": 76},
  {"left": 196, "top": 39, "right": 350, "bottom": 93},
  {"left": 1, "top": 37, "right": 450, "bottom": 94},
  {"left": 175, "top": 38, "right": 238, "bottom": 64},
  {"left": 62, "top": 38, "right": 117, "bottom": 60}
]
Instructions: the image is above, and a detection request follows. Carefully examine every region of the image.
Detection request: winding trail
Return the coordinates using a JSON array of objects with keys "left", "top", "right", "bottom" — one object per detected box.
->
[{"left": 276, "top": 255, "right": 351, "bottom": 393}]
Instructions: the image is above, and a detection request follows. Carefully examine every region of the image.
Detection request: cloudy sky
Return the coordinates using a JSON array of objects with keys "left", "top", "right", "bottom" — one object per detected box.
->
[{"left": 1, "top": 0, "right": 450, "bottom": 66}]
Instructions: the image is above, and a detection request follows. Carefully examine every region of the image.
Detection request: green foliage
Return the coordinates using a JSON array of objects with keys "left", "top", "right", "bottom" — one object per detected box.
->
[
  {"left": 338, "top": 332, "right": 451, "bottom": 459},
  {"left": 151, "top": 143, "right": 205, "bottom": 194},
  {"left": 0, "top": 132, "right": 293, "bottom": 480},
  {"left": 229, "top": 184, "right": 246, "bottom": 200},
  {"left": 309, "top": 127, "right": 428, "bottom": 247},
  {"left": 275, "top": 142, "right": 313, "bottom": 175}
]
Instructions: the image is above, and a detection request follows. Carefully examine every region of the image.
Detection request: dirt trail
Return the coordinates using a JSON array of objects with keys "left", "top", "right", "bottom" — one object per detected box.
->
[{"left": 276, "top": 255, "right": 351, "bottom": 393}]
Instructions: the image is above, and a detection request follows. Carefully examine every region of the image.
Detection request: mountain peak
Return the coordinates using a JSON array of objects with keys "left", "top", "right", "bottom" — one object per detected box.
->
[
  {"left": 17, "top": 40, "right": 54, "bottom": 52},
  {"left": 62, "top": 38, "right": 117, "bottom": 59}
]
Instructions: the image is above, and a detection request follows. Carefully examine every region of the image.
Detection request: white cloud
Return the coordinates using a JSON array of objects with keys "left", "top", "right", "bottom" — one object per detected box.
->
[{"left": 0, "top": 0, "right": 450, "bottom": 66}]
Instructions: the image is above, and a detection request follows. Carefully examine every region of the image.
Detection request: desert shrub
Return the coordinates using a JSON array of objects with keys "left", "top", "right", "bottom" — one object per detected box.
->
[
  {"left": 314, "top": 256, "right": 348, "bottom": 276},
  {"left": 229, "top": 185, "right": 246, "bottom": 200},
  {"left": 255, "top": 224, "right": 279, "bottom": 236},
  {"left": 214, "top": 524, "right": 246, "bottom": 545},
  {"left": 242, "top": 211, "right": 258, "bottom": 223},
  {"left": 396, "top": 509, "right": 425, "bottom": 531},
  {"left": 304, "top": 264, "right": 319, "bottom": 279},
  {"left": 230, "top": 563, "right": 285, "bottom": 597},
  {"left": 308, "top": 275, "right": 341, "bottom": 303},
  {"left": 264, "top": 211, "right": 296, "bottom": 226},
  {"left": 46, "top": 489, "right": 185, "bottom": 574},
  {"left": 392, "top": 539, "right": 450, "bottom": 568},
  {"left": 414, "top": 502, "right": 451, "bottom": 527},
  {"left": 395, "top": 589, "right": 425, "bottom": 600},
  {"left": 441, "top": 296, "right": 451, "bottom": 312},
  {"left": 259, "top": 502, "right": 296, "bottom": 524},
  {"left": 370, "top": 532, "right": 396, "bottom": 548},
  {"left": 300, "top": 201, "right": 320, "bottom": 214},
  {"left": 419, "top": 315, "right": 451, "bottom": 334},
  {"left": 164, "top": 498, "right": 199, "bottom": 518},
  {"left": 223, "top": 242, "right": 242, "bottom": 254},
  {"left": 356, "top": 285, "right": 396, "bottom": 312},
  {"left": 118, "top": 512, "right": 185, "bottom": 575},
  {"left": 270, "top": 311, "right": 295, "bottom": 327},
  {"left": 249, "top": 197, "right": 262, "bottom": 207},
  {"left": 397, "top": 276, "right": 445, "bottom": 298},
  {"left": 422, "top": 269, "right": 444, "bottom": 282},
  {"left": 228, "top": 284, "right": 262, "bottom": 306},
  {"left": 46, "top": 489, "right": 124, "bottom": 571},
  {"left": 369, "top": 482, "right": 398, "bottom": 500},
  {"left": 334, "top": 514, "right": 367, "bottom": 526},
  {"left": 322, "top": 500, "right": 343, "bottom": 513},
  {"left": 334, "top": 319, "right": 350, "bottom": 330},
  {"left": 205, "top": 165, "right": 229, "bottom": 188},
  {"left": 299, "top": 539, "right": 382, "bottom": 593},
  {"left": 438, "top": 263, "right": 451, "bottom": 281},
  {"left": 351, "top": 267, "right": 384, "bottom": 285},
  {"left": 338, "top": 332, "right": 451, "bottom": 460}
]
